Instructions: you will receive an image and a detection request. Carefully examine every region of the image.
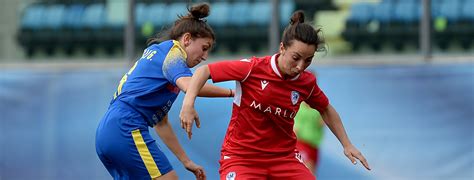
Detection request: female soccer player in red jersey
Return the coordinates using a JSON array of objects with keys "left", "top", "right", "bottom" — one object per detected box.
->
[{"left": 179, "top": 10, "right": 370, "bottom": 179}]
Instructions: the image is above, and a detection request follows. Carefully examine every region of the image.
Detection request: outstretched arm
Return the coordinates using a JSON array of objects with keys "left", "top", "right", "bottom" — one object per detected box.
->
[
  {"left": 154, "top": 115, "right": 206, "bottom": 179},
  {"left": 176, "top": 76, "right": 233, "bottom": 98},
  {"left": 320, "top": 104, "right": 371, "bottom": 171},
  {"left": 179, "top": 65, "right": 211, "bottom": 139}
]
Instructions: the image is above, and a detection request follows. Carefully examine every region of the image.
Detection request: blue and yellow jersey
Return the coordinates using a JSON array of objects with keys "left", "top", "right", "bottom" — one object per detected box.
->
[{"left": 111, "top": 40, "right": 191, "bottom": 126}]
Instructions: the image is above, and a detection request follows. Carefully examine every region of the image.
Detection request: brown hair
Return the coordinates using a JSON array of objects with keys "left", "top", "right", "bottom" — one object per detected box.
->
[
  {"left": 281, "top": 10, "right": 326, "bottom": 53},
  {"left": 146, "top": 3, "right": 215, "bottom": 46}
]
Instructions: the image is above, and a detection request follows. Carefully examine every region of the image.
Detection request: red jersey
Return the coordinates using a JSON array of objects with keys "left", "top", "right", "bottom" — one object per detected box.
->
[{"left": 208, "top": 54, "right": 329, "bottom": 158}]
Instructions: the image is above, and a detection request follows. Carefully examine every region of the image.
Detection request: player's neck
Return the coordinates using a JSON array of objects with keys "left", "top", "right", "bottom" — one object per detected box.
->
[{"left": 276, "top": 54, "right": 297, "bottom": 80}]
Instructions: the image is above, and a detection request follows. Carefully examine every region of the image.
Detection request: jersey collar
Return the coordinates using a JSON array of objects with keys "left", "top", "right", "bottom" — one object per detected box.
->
[
  {"left": 270, "top": 54, "right": 301, "bottom": 81},
  {"left": 172, "top": 40, "right": 188, "bottom": 59}
]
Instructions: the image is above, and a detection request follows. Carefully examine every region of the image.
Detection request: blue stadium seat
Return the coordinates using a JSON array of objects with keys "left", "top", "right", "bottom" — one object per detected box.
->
[
  {"left": 461, "top": 0, "right": 474, "bottom": 21},
  {"left": 32, "top": 4, "right": 67, "bottom": 54},
  {"left": 229, "top": 1, "right": 250, "bottom": 27},
  {"left": 59, "top": 4, "right": 87, "bottom": 55},
  {"left": 347, "top": 3, "right": 373, "bottom": 24},
  {"left": 368, "top": 1, "right": 395, "bottom": 51},
  {"left": 393, "top": 1, "right": 418, "bottom": 23},
  {"left": 459, "top": 0, "right": 474, "bottom": 49},
  {"left": 415, "top": 0, "right": 450, "bottom": 21},
  {"left": 63, "top": 4, "right": 85, "bottom": 29},
  {"left": 430, "top": 0, "right": 443, "bottom": 18},
  {"left": 135, "top": 3, "right": 147, "bottom": 27},
  {"left": 280, "top": 0, "right": 295, "bottom": 26},
  {"left": 207, "top": 2, "right": 230, "bottom": 28},
  {"left": 164, "top": 3, "right": 188, "bottom": 26},
  {"left": 438, "top": 0, "right": 461, "bottom": 22},
  {"left": 105, "top": 3, "right": 125, "bottom": 29},
  {"left": 373, "top": 1, "right": 392, "bottom": 24},
  {"left": 342, "top": 3, "right": 375, "bottom": 51},
  {"left": 20, "top": 4, "right": 46, "bottom": 30},
  {"left": 18, "top": 4, "right": 47, "bottom": 56},
  {"left": 44, "top": 5, "right": 66, "bottom": 30},
  {"left": 147, "top": 3, "right": 167, "bottom": 28},
  {"left": 249, "top": 1, "right": 271, "bottom": 26},
  {"left": 83, "top": 4, "right": 105, "bottom": 29}
]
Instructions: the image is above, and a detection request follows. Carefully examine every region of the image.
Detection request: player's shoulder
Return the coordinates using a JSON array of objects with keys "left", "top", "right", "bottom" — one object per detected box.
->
[
  {"left": 300, "top": 70, "right": 317, "bottom": 84},
  {"left": 241, "top": 55, "right": 272, "bottom": 65},
  {"left": 139, "top": 40, "right": 173, "bottom": 60},
  {"left": 147, "top": 40, "right": 170, "bottom": 51},
  {"left": 148, "top": 40, "right": 183, "bottom": 55},
  {"left": 158, "top": 40, "right": 175, "bottom": 48}
]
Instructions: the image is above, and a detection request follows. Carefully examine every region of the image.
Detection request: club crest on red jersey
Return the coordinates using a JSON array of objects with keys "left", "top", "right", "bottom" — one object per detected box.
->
[
  {"left": 226, "top": 172, "right": 236, "bottom": 180},
  {"left": 291, "top": 91, "right": 299, "bottom": 105}
]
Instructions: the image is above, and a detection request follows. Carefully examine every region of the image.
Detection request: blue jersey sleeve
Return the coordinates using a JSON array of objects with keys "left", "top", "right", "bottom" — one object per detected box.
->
[{"left": 162, "top": 44, "right": 192, "bottom": 86}]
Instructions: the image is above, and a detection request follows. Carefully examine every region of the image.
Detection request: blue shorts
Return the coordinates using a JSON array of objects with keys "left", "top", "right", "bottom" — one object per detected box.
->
[{"left": 95, "top": 103, "right": 173, "bottom": 179}]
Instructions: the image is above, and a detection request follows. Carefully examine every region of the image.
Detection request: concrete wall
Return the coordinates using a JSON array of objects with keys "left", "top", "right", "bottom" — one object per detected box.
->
[{"left": 0, "top": 0, "right": 29, "bottom": 61}]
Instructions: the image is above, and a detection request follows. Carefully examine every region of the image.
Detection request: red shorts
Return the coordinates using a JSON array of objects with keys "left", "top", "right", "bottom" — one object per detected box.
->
[
  {"left": 296, "top": 140, "right": 319, "bottom": 165},
  {"left": 219, "top": 152, "right": 315, "bottom": 180}
]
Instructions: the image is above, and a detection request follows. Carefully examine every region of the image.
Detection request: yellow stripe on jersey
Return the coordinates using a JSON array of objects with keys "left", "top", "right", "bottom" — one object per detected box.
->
[
  {"left": 172, "top": 40, "right": 187, "bottom": 59},
  {"left": 163, "top": 40, "right": 187, "bottom": 70},
  {"left": 131, "top": 129, "right": 161, "bottom": 178},
  {"left": 114, "top": 61, "right": 139, "bottom": 99}
]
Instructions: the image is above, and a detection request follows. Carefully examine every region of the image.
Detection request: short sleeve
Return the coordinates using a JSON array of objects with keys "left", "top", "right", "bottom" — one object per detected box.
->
[
  {"left": 306, "top": 83, "right": 329, "bottom": 112},
  {"left": 162, "top": 45, "right": 192, "bottom": 86},
  {"left": 208, "top": 58, "right": 254, "bottom": 83}
]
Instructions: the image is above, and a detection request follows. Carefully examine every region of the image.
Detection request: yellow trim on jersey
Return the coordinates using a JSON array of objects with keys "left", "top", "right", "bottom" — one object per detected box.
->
[
  {"left": 164, "top": 40, "right": 187, "bottom": 63},
  {"left": 172, "top": 40, "right": 187, "bottom": 59},
  {"left": 114, "top": 61, "right": 139, "bottom": 99},
  {"left": 132, "top": 129, "right": 162, "bottom": 178},
  {"left": 162, "top": 41, "right": 188, "bottom": 79}
]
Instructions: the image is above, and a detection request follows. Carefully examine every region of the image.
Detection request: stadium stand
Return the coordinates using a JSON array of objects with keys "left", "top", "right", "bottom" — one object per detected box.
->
[
  {"left": 18, "top": 0, "right": 472, "bottom": 56},
  {"left": 341, "top": 0, "right": 474, "bottom": 52},
  {"left": 16, "top": 0, "right": 311, "bottom": 57},
  {"left": 459, "top": 0, "right": 474, "bottom": 49},
  {"left": 62, "top": 4, "right": 86, "bottom": 55},
  {"left": 370, "top": 0, "right": 393, "bottom": 51},
  {"left": 18, "top": 3, "right": 45, "bottom": 56},
  {"left": 341, "top": 2, "right": 374, "bottom": 51}
]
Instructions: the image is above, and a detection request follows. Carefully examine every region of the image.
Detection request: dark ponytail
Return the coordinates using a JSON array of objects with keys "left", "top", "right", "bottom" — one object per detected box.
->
[
  {"left": 290, "top": 10, "right": 305, "bottom": 25},
  {"left": 282, "top": 10, "right": 326, "bottom": 53},
  {"left": 146, "top": 3, "right": 215, "bottom": 46}
]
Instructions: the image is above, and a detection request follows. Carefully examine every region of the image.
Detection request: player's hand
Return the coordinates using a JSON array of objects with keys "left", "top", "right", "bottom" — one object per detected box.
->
[
  {"left": 343, "top": 144, "right": 371, "bottom": 171},
  {"left": 179, "top": 105, "right": 200, "bottom": 139},
  {"left": 183, "top": 160, "right": 206, "bottom": 180}
]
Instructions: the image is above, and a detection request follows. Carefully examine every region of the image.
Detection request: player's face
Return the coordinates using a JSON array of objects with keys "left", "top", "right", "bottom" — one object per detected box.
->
[
  {"left": 279, "top": 40, "right": 316, "bottom": 77},
  {"left": 184, "top": 37, "right": 213, "bottom": 68}
]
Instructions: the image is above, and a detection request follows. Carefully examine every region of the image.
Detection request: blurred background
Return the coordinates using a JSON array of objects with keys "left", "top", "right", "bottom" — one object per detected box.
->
[{"left": 0, "top": 0, "right": 473, "bottom": 179}]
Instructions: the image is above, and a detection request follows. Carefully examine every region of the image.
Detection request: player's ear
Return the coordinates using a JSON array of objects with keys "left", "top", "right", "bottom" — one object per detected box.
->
[
  {"left": 279, "top": 42, "right": 285, "bottom": 54},
  {"left": 183, "top": 33, "right": 192, "bottom": 47}
]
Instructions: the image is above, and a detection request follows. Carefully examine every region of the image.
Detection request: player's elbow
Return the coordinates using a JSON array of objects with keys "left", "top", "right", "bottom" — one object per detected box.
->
[{"left": 195, "top": 65, "right": 211, "bottom": 79}]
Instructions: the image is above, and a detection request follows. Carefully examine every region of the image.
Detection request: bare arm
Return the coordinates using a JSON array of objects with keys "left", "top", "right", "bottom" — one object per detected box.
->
[
  {"left": 154, "top": 115, "right": 206, "bottom": 179},
  {"left": 176, "top": 76, "right": 233, "bottom": 98},
  {"left": 320, "top": 104, "right": 371, "bottom": 170},
  {"left": 320, "top": 104, "right": 351, "bottom": 147},
  {"left": 179, "top": 65, "right": 211, "bottom": 139}
]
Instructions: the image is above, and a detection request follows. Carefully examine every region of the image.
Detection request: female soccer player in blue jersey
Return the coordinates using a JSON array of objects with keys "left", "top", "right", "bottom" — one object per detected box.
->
[{"left": 95, "top": 3, "right": 233, "bottom": 180}]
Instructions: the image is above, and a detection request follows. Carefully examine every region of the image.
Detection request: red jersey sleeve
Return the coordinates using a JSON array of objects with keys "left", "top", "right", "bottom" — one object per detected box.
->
[
  {"left": 306, "top": 82, "right": 330, "bottom": 112},
  {"left": 208, "top": 58, "right": 254, "bottom": 83}
]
